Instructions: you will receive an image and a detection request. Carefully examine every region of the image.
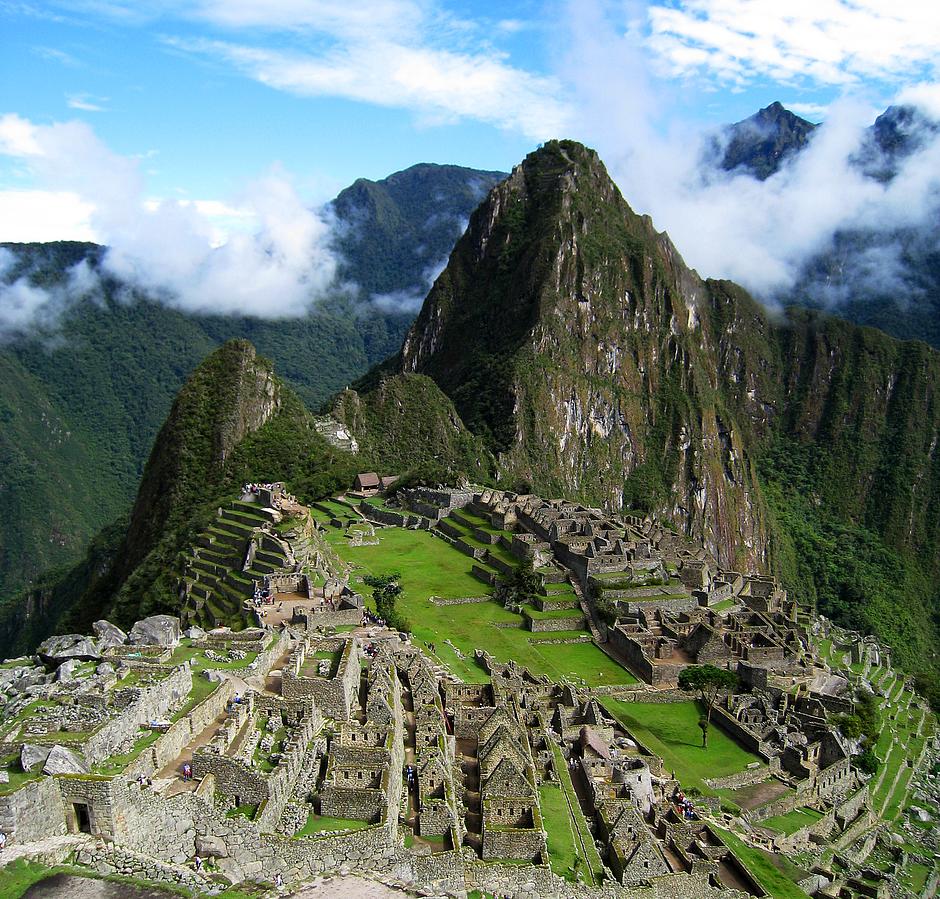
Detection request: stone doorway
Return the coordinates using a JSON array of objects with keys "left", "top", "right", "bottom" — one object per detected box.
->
[{"left": 70, "top": 802, "right": 92, "bottom": 834}]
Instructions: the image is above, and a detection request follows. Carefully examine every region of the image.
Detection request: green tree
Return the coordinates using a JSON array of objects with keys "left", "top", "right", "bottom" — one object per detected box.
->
[
  {"left": 855, "top": 748, "right": 879, "bottom": 775},
  {"left": 363, "top": 572, "right": 409, "bottom": 632},
  {"left": 677, "top": 665, "right": 739, "bottom": 748},
  {"left": 493, "top": 559, "right": 541, "bottom": 608}
]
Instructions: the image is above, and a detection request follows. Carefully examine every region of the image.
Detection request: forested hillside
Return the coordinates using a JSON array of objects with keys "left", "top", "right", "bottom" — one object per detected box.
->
[{"left": 0, "top": 163, "right": 505, "bottom": 608}]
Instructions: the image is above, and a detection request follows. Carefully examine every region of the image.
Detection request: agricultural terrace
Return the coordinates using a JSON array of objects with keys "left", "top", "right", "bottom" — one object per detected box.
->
[
  {"left": 325, "top": 523, "right": 636, "bottom": 687},
  {"left": 602, "top": 699, "right": 764, "bottom": 794}
]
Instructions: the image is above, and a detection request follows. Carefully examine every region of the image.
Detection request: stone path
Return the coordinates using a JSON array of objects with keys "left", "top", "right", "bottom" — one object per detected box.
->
[
  {"left": 0, "top": 834, "right": 90, "bottom": 867},
  {"left": 287, "top": 874, "right": 414, "bottom": 899}
]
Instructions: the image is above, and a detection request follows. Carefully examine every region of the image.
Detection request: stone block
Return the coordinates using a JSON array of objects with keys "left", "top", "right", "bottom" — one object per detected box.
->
[
  {"left": 37, "top": 634, "right": 100, "bottom": 665},
  {"left": 21, "top": 743, "right": 52, "bottom": 772},
  {"left": 42, "top": 744, "right": 90, "bottom": 775},
  {"left": 128, "top": 615, "right": 182, "bottom": 647},
  {"left": 93, "top": 619, "right": 128, "bottom": 648}
]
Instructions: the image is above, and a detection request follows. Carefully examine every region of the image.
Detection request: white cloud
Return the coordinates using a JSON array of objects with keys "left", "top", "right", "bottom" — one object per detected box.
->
[
  {"left": 785, "top": 102, "right": 829, "bottom": 120},
  {"left": 896, "top": 82, "right": 940, "bottom": 119},
  {"left": 563, "top": 3, "right": 940, "bottom": 302},
  {"left": 66, "top": 93, "right": 109, "bottom": 112},
  {"left": 647, "top": 0, "right": 940, "bottom": 87},
  {"left": 0, "top": 114, "right": 342, "bottom": 325},
  {"left": 0, "top": 189, "right": 97, "bottom": 242},
  {"left": 165, "top": 34, "right": 568, "bottom": 140}
]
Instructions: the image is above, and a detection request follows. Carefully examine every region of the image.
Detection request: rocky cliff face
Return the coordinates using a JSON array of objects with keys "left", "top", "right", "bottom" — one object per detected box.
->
[{"left": 399, "top": 141, "right": 770, "bottom": 569}]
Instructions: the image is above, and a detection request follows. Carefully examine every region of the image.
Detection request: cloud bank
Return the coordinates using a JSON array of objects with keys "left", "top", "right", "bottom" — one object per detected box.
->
[
  {"left": 0, "top": 113, "right": 341, "bottom": 335},
  {"left": 563, "top": 2, "right": 940, "bottom": 306}
]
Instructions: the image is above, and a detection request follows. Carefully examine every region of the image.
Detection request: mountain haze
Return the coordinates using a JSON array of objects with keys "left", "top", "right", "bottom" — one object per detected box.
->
[{"left": 0, "top": 163, "right": 505, "bottom": 611}]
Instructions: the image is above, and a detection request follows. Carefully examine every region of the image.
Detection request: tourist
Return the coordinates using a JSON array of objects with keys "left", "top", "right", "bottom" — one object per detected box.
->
[
  {"left": 182, "top": 762, "right": 192, "bottom": 782},
  {"left": 194, "top": 854, "right": 203, "bottom": 872},
  {"left": 0, "top": 830, "right": 6, "bottom": 852},
  {"left": 274, "top": 872, "right": 284, "bottom": 889}
]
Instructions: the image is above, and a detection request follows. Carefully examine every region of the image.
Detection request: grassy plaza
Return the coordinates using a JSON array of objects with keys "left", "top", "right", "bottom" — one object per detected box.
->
[
  {"left": 602, "top": 699, "right": 763, "bottom": 793},
  {"left": 327, "top": 525, "right": 637, "bottom": 687}
]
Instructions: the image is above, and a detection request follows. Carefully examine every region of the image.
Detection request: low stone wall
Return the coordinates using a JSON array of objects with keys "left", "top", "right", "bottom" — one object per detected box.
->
[
  {"left": 525, "top": 613, "right": 586, "bottom": 632},
  {"left": 710, "top": 705, "right": 774, "bottom": 760},
  {"left": 76, "top": 842, "right": 214, "bottom": 893},
  {"left": 605, "top": 687, "right": 687, "bottom": 703},
  {"left": 429, "top": 595, "right": 491, "bottom": 606},
  {"left": 706, "top": 763, "right": 780, "bottom": 792},
  {"left": 82, "top": 664, "right": 193, "bottom": 767}
]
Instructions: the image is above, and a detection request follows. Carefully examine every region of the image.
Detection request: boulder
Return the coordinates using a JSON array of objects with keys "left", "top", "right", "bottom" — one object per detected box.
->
[
  {"left": 127, "top": 615, "right": 181, "bottom": 648},
  {"left": 184, "top": 625, "right": 206, "bottom": 640},
  {"left": 37, "top": 634, "right": 100, "bottom": 665},
  {"left": 21, "top": 743, "right": 52, "bottom": 772},
  {"left": 93, "top": 619, "right": 128, "bottom": 648},
  {"left": 96, "top": 661, "right": 116, "bottom": 678},
  {"left": 195, "top": 834, "right": 229, "bottom": 858},
  {"left": 42, "top": 744, "right": 90, "bottom": 775},
  {"left": 56, "top": 658, "right": 81, "bottom": 682}
]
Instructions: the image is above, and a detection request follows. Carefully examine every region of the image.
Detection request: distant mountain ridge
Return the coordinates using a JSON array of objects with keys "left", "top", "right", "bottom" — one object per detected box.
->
[
  {"left": 717, "top": 100, "right": 819, "bottom": 180},
  {"left": 0, "top": 162, "right": 506, "bottom": 611},
  {"left": 711, "top": 100, "right": 940, "bottom": 354}
]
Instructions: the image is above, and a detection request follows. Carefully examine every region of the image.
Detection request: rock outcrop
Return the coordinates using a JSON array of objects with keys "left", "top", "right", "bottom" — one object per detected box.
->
[
  {"left": 128, "top": 615, "right": 181, "bottom": 648},
  {"left": 37, "top": 634, "right": 100, "bottom": 665}
]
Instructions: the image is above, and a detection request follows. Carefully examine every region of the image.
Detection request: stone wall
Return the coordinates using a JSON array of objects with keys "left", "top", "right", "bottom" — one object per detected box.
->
[
  {"left": 282, "top": 638, "right": 362, "bottom": 721},
  {"left": 0, "top": 776, "right": 65, "bottom": 844},
  {"left": 481, "top": 824, "right": 545, "bottom": 861},
  {"left": 710, "top": 705, "right": 774, "bottom": 760},
  {"left": 58, "top": 775, "right": 124, "bottom": 841},
  {"left": 83, "top": 664, "right": 193, "bottom": 766},
  {"left": 526, "top": 613, "right": 586, "bottom": 632},
  {"left": 127, "top": 678, "right": 235, "bottom": 779}
]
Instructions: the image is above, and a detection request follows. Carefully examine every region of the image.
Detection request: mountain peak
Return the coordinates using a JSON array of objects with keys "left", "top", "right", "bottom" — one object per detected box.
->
[{"left": 720, "top": 101, "right": 818, "bottom": 179}]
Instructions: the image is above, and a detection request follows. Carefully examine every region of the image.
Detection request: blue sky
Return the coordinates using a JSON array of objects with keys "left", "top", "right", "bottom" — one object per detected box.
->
[{"left": 1, "top": 0, "right": 939, "bottom": 322}]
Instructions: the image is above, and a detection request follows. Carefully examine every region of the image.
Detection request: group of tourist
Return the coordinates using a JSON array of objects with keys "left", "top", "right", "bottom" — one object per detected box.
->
[
  {"left": 253, "top": 585, "right": 276, "bottom": 605},
  {"left": 242, "top": 482, "right": 278, "bottom": 497},
  {"left": 360, "top": 609, "right": 386, "bottom": 628},
  {"left": 671, "top": 786, "right": 696, "bottom": 820},
  {"left": 404, "top": 764, "right": 417, "bottom": 790}
]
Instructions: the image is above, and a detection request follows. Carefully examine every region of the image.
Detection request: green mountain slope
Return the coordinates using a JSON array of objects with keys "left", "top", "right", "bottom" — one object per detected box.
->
[
  {"left": 0, "top": 340, "right": 359, "bottom": 651},
  {"left": 340, "top": 140, "right": 940, "bottom": 680},
  {"left": 0, "top": 163, "right": 505, "bottom": 608}
]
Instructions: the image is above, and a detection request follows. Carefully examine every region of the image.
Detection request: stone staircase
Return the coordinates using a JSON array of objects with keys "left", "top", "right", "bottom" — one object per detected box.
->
[{"left": 181, "top": 501, "right": 291, "bottom": 628}]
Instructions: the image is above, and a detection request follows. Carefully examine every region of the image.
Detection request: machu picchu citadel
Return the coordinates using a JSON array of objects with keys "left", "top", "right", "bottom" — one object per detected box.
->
[{"left": 1, "top": 480, "right": 935, "bottom": 899}]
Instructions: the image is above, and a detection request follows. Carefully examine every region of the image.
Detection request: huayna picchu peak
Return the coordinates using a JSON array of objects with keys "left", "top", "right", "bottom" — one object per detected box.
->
[{"left": 0, "top": 139, "right": 938, "bottom": 899}]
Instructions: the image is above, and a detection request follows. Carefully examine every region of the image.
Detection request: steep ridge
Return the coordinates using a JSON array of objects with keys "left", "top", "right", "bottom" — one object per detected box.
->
[
  {"left": 340, "top": 139, "right": 940, "bottom": 675},
  {"left": 396, "top": 140, "right": 770, "bottom": 570}
]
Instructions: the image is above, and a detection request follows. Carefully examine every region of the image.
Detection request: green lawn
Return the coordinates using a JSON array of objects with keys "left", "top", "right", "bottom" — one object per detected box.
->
[
  {"left": 714, "top": 827, "right": 810, "bottom": 899},
  {"left": 539, "top": 783, "right": 584, "bottom": 881},
  {"left": 295, "top": 812, "right": 370, "bottom": 837},
  {"left": 93, "top": 729, "right": 162, "bottom": 776},
  {"left": 603, "top": 700, "right": 763, "bottom": 793},
  {"left": 331, "top": 526, "right": 636, "bottom": 686},
  {"left": 547, "top": 743, "right": 604, "bottom": 884},
  {"left": 761, "top": 807, "right": 823, "bottom": 835}
]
